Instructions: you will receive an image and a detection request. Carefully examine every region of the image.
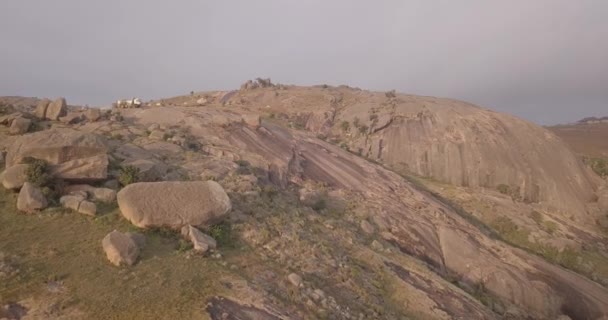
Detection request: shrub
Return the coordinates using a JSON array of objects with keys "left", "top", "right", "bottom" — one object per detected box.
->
[
  {"left": 24, "top": 157, "right": 52, "bottom": 187},
  {"left": 119, "top": 166, "right": 140, "bottom": 186},
  {"left": 311, "top": 198, "right": 327, "bottom": 212},
  {"left": 583, "top": 157, "right": 608, "bottom": 177},
  {"left": 353, "top": 117, "right": 361, "bottom": 128},
  {"left": 496, "top": 184, "right": 510, "bottom": 195},
  {"left": 358, "top": 125, "right": 369, "bottom": 134},
  {"left": 385, "top": 90, "right": 396, "bottom": 98},
  {"left": 369, "top": 114, "right": 378, "bottom": 122},
  {"left": 208, "top": 221, "right": 233, "bottom": 247},
  {"left": 340, "top": 121, "right": 350, "bottom": 132},
  {"left": 235, "top": 160, "right": 252, "bottom": 175}
]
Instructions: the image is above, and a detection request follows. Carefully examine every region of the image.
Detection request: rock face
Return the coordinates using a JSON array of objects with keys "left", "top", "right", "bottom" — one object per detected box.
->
[
  {"left": 5, "top": 129, "right": 108, "bottom": 181},
  {"left": 17, "top": 182, "right": 47, "bottom": 212},
  {"left": 101, "top": 230, "right": 139, "bottom": 266},
  {"left": 343, "top": 99, "right": 599, "bottom": 217},
  {"left": 45, "top": 98, "right": 67, "bottom": 120},
  {"left": 117, "top": 181, "right": 231, "bottom": 229},
  {"left": 181, "top": 225, "right": 217, "bottom": 253},
  {"left": 0, "top": 164, "right": 29, "bottom": 189},
  {"left": 9, "top": 117, "right": 31, "bottom": 135}
]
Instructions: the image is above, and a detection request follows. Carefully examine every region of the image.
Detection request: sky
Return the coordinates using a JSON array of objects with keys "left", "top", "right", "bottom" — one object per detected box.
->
[{"left": 1, "top": 1, "right": 606, "bottom": 125}]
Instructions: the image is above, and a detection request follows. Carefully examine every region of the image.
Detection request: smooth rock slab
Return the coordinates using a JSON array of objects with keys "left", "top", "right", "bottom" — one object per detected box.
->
[
  {"left": 117, "top": 181, "right": 231, "bottom": 229},
  {"left": 102, "top": 230, "right": 139, "bottom": 266}
]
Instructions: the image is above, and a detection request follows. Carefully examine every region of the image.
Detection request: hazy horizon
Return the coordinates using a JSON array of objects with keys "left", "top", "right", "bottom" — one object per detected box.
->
[{"left": 1, "top": 1, "right": 606, "bottom": 125}]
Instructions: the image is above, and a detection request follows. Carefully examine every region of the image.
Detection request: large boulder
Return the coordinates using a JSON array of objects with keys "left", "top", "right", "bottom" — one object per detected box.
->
[
  {"left": 84, "top": 108, "right": 101, "bottom": 122},
  {"left": 102, "top": 230, "right": 139, "bottom": 266},
  {"left": 0, "top": 164, "right": 29, "bottom": 189},
  {"left": 5, "top": 129, "right": 108, "bottom": 181},
  {"left": 45, "top": 98, "right": 67, "bottom": 120},
  {"left": 35, "top": 99, "right": 51, "bottom": 119},
  {"left": 9, "top": 117, "right": 31, "bottom": 135},
  {"left": 17, "top": 182, "right": 48, "bottom": 213},
  {"left": 117, "top": 181, "right": 231, "bottom": 229}
]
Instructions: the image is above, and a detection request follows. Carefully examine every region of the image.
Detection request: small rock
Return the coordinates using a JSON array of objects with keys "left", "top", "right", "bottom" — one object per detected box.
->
[
  {"left": 92, "top": 188, "right": 116, "bottom": 202},
  {"left": 371, "top": 240, "right": 384, "bottom": 251},
  {"left": 60, "top": 195, "right": 84, "bottom": 211},
  {"left": 102, "top": 230, "right": 139, "bottom": 266},
  {"left": 360, "top": 220, "right": 375, "bottom": 234},
  {"left": 0, "top": 164, "right": 29, "bottom": 189},
  {"left": 17, "top": 182, "right": 48, "bottom": 213},
  {"left": 9, "top": 117, "right": 31, "bottom": 135},
  {"left": 181, "top": 225, "right": 217, "bottom": 253},
  {"left": 241, "top": 114, "right": 261, "bottom": 127},
  {"left": 147, "top": 124, "right": 160, "bottom": 132},
  {"left": 148, "top": 130, "right": 165, "bottom": 140},
  {"left": 287, "top": 273, "right": 303, "bottom": 287},
  {"left": 78, "top": 200, "right": 97, "bottom": 216},
  {"left": 196, "top": 98, "right": 208, "bottom": 105}
]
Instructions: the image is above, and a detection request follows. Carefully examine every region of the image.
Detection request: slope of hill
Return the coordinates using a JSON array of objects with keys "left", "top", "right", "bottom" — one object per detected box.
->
[{"left": 1, "top": 85, "right": 607, "bottom": 319}]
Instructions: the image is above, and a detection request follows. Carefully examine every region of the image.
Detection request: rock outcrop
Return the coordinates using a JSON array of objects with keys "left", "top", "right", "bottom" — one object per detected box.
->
[
  {"left": 102, "top": 230, "right": 140, "bottom": 266},
  {"left": 117, "top": 181, "right": 231, "bottom": 229},
  {"left": 5, "top": 129, "right": 108, "bottom": 181},
  {"left": 16, "top": 182, "right": 47, "bottom": 213},
  {"left": 45, "top": 98, "right": 67, "bottom": 120},
  {"left": 34, "top": 99, "right": 50, "bottom": 119}
]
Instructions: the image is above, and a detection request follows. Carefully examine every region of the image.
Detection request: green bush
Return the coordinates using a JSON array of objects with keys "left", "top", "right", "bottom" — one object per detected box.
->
[
  {"left": 340, "top": 121, "right": 350, "bottom": 132},
  {"left": 119, "top": 166, "right": 140, "bottom": 186},
  {"left": 358, "top": 125, "right": 369, "bottom": 134},
  {"left": 496, "top": 184, "right": 511, "bottom": 195},
  {"left": 208, "top": 222, "right": 233, "bottom": 247},
  {"left": 24, "top": 157, "right": 52, "bottom": 187},
  {"left": 583, "top": 157, "right": 608, "bottom": 177},
  {"left": 311, "top": 198, "right": 327, "bottom": 212}
]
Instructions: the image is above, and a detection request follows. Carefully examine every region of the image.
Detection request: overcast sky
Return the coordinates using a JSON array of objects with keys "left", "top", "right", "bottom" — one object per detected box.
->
[{"left": 1, "top": 1, "right": 606, "bottom": 124}]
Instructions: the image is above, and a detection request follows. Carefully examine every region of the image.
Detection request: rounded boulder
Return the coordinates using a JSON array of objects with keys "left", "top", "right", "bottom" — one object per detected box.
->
[{"left": 117, "top": 181, "right": 231, "bottom": 229}]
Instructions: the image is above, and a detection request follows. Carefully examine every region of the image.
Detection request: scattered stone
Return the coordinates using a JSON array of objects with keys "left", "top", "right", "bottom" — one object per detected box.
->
[
  {"left": 287, "top": 273, "right": 303, "bottom": 287},
  {"left": 103, "top": 179, "right": 120, "bottom": 190},
  {"left": 35, "top": 99, "right": 51, "bottom": 119},
  {"left": 102, "top": 230, "right": 139, "bottom": 266},
  {"left": 241, "top": 114, "right": 261, "bottom": 127},
  {"left": 78, "top": 200, "right": 97, "bottom": 216},
  {"left": 196, "top": 97, "right": 208, "bottom": 105},
  {"left": 117, "top": 181, "right": 231, "bottom": 229},
  {"left": 0, "top": 164, "right": 29, "bottom": 189},
  {"left": 60, "top": 195, "right": 84, "bottom": 211},
  {"left": 148, "top": 130, "right": 165, "bottom": 140},
  {"left": 17, "top": 182, "right": 48, "bottom": 213},
  {"left": 45, "top": 97, "right": 67, "bottom": 120},
  {"left": 92, "top": 188, "right": 116, "bottom": 202},
  {"left": 9, "top": 117, "right": 31, "bottom": 135},
  {"left": 147, "top": 124, "right": 160, "bottom": 132},
  {"left": 360, "top": 220, "right": 375, "bottom": 234},
  {"left": 181, "top": 225, "right": 217, "bottom": 253}
]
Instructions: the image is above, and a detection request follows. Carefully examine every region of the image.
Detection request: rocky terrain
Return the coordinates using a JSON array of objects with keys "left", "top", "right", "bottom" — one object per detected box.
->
[{"left": 0, "top": 81, "right": 607, "bottom": 320}]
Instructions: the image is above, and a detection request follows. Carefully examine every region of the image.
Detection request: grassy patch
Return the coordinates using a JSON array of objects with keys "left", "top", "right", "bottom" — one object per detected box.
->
[{"left": 0, "top": 188, "right": 237, "bottom": 319}]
